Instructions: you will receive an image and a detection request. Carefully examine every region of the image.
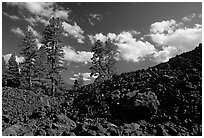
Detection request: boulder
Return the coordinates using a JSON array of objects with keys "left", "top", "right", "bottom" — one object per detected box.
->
[
  {"left": 56, "top": 114, "right": 76, "bottom": 130},
  {"left": 2, "top": 124, "right": 22, "bottom": 136}
]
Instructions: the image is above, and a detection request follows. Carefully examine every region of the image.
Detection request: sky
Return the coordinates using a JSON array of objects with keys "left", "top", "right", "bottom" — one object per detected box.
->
[{"left": 2, "top": 2, "right": 202, "bottom": 85}]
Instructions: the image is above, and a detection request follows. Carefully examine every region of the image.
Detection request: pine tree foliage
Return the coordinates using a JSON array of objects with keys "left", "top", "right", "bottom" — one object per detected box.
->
[
  {"left": 90, "top": 39, "right": 119, "bottom": 83},
  {"left": 42, "top": 17, "right": 66, "bottom": 96},
  {"left": 72, "top": 79, "right": 80, "bottom": 91},
  {"left": 78, "top": 74, "right": 84, "bottom": 87},
  {"left": 2, "top": 57, "right": 8, "bottom": 86},
  {"left": 7, "top": 53, "right": 20, "bottom": 87},
  {"left": 19, "top": 29, "right": 37, "bottom": 89},
  {"left": 33, "top": 45, "right": 50, "bottom": 91}
]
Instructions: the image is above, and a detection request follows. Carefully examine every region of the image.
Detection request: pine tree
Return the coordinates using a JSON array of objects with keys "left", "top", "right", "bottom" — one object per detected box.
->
[
  {"left": 78, "top": 74, "right": 84, "bottom": 87},
  {"left": 2, "top": 57, "right": 8, "bottom": 86},
  {"left": 7, "top": 53, "right": 20, "bottom": 87},
  {"left": 19, "top": 29, "right": 37, "bottom": 89},
  {"left": 89, "top": 39, "right": 119, "bottom": 83},
  {"left": 42, "top": 17, "right": 66, "bottom": 96},
  {"left": 72, "top": 79, "right": 79, "bottom": 90},
  {"left": 33, "top": 45, "right": 50, "bottom": 91},
  {"left": 103, "top": 39, "right": 118, "bottom": 79}
]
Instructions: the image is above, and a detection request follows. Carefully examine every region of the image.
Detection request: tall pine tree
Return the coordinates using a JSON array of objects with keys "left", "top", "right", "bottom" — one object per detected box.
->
[
  {"left": 19, "top": 29, "right": 37, "bottom": 89},
  {"left": 7, "top": 53, "right": 20, "bottom": 87},
  {"left": 2, "top": 57, "right": 8, "bottom": 87},
  {"left": 78, "top": 74, "right": 84, "bottom": 87},
  {"left": 90, "top": 39, "right": 119, "bottom": 83},
  {"left": 33, "top": 45, "right": 50, "bottom": 91},
  {"left": 42, "top": 17, "right": 65, "bottom": 96}
]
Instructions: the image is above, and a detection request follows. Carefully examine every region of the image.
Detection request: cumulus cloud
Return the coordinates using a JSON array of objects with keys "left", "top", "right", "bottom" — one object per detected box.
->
[
  {"left": 63, "top": 46, "right": 93, "bottom": 63},
  {"left": 150, "top": 19, "right": 202, "bottom": 63},
  {"left": 25, "top": 17, "right": 37, "bottom": 26},
  {"left": 27, "top": 25, "right": 41, "bottom": 38},
  {"left": 25, "top": 16, "right": 49, "bottom": 26},
  {"left": 7, "top": 2, "right": 70, "bottom": 20},
  {"left": 70, "top": 72, "right": 98, "bottom": 81},
  {"left": 7, "top": 2, "right": 55, "bottom": 17},
  {"left": 62, "top": 22, "right": 85, "bottom": 43},
  {"left": 16, "top": 56, "right": 25, "bottom": 63},
  {"left": 7, "top": 2, "right": 85, "bottom": 43},
  {"left": 3, "top": 54, "right": 24, "bottom": 64},
  {"left": 88, "top": 33, "right": 108, "bottom": 43},
  {"left": 150, "top": 19, "right": 178, "bottom": 34},
  {"left": 182, "top": 13, "right": 196, "bottom": 22},
  {"left": 11, "top": 27, "right": 25, "bottom": 37},
  {"left": 3, "top": 54, "right": 12, "bottom": 63},
  {"left": 153, "top": 46, "right": 178, "bottom": 63},
  {"left": 3, "top": 12, "right": 20, "bottom": 21},
  {"left": 53, "top": 9, "right": 70, "bottom": 20},
  {"left": 89, "top": 31, "right": 156, "bottom": 62}
]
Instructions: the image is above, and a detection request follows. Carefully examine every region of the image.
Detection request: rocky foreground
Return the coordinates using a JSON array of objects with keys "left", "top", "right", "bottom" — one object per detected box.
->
[{"left": 2, "top": 44, "right": 202, "bottom": 136}]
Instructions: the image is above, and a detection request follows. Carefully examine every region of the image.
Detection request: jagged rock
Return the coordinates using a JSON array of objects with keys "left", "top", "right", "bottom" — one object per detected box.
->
[
  {"left": 36, "top": 129, "right": 47, "bottom": 136},
  {"left": 52, "top": 123, "right": 67, "bottom": 133},
  {"left": 46, "top": 128, "right": 57, "bottom": 136},
  {"left": 40, "top": 95, "right": 50, "bottom": 107},
  {"left": 56, "top": 114, "right": 76, "bottom": 130},
  {"left": 108, "top": 127, "right": 119, "bottom": 136},
  {"left": 24, "top": 132, "right": 34, "bottom": 136},
  {"left": 124, "top": 123, "right": 140, "bottom": 130},
  {"left": 2, "top": 124, "right": 22, "bottom": 136},
  {"left": 126, "top": 90, "right": 138, "bottom": 98},
  {"left": 68, "top": 132, "right": 76, "bottom": 136},
  {"left": 155, "top": 124, "right": 170, "bottom": 136},
  {"left": 87, "top": 130, "right": 97, "bottom": 136},
  {"left": 134, "top": 91, "right": 159, "bottom": 114}
]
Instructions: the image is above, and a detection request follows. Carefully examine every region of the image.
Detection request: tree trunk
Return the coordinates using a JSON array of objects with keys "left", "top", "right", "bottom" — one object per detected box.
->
[
  {"left": 52, "top": 77, "right": 55, "bottom": 97},
  {"left": 29, "top": 67, "right": 31, "bottom": 89}
]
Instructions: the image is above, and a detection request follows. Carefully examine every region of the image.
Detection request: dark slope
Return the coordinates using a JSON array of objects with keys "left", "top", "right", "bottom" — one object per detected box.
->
[
  {"left": 74, "top": 43, "right": 202, "bottom": 135},
  {"left": 2, "top": 43, "right": 202, "bottom": 136}
]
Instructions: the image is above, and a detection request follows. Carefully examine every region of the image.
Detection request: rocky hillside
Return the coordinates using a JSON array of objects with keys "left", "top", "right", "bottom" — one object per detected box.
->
[{"left": 2, "top": 44, "right": 202, "bottom": 136}]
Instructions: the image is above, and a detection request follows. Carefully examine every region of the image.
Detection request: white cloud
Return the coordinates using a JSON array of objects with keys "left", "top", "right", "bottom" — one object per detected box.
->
[
  {"left": 25, "top": 16, "right": 49, "bottom": 26},
  {"left": 27, "top": 25, "right": 41, "bottom": 38},
  {"left": 8, "top": 2, "right": 85, "bottom": 43},
  {"left": 8, "top": 2, "right": 55, "bottom": 17},
  {"left": 3, "top": 54, "right": 24, "bottom": 64},
  {"left": 25, "top": 17, "right": 37, "bottom": 26},
  {"left": 150, "top": 33, "right": 167, "bottom": 45},
  {"left": 63, "top": 46, "right": 93, "bottom": 63},
  {"left": 182, "top": 13, "right": 196, "bottom": 22},
  {"left": 150, "top": 19, "right": 202, "bottom": 63},
  {"left": 69, "top": 77, "right": 77, "bottom": 81},
  {"left": 182, "top": 17, "right": 191, "bottom": 22},
  {"left": 62, "top": 22, "right": 85, "bottom": 43},
  {"left": 3, "top": 54, "right": 12, "bottom": 63},
  {"left": 88, "top": 33, "right": 107, "bottom": 43},
  {"left": 8, "top": 2, "right": 70, "bottom": 20},
  {"left": 11, "top": 27, "right": 25, "bottom": 37},
  {"left": 89, "top": 31, "right": 157, "bottom": 62},
  {"left": 53, "top": 9, "right": 70, "bottom": 20},
  {"left": 153, "top": 46, "right": 178, "bottom": 63},
  {"left": 115, "top": 31, "right": 156, "bottom": 62},
  {"left": 15, "top": 56, "right": 25, "bottom": 63},
  {"left": 70, "top": 72, "right": 98, "bottom": 81},
  {"left": 3, "top": 12, "right": 20, "bottom": 21},
  {"left": 150, "top": 19, "right": 178, "bottom": 34}
]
